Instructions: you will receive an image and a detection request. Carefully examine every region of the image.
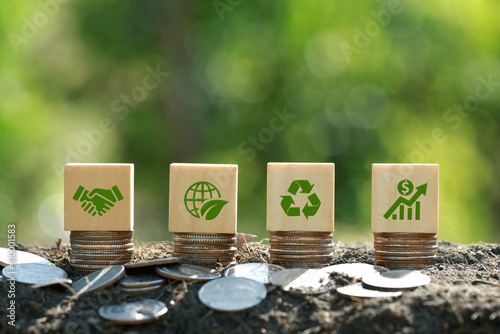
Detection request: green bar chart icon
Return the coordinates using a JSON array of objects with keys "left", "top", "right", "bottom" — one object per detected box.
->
[{"left": 384, "top": 180, "right": 427, "bottom": 221}]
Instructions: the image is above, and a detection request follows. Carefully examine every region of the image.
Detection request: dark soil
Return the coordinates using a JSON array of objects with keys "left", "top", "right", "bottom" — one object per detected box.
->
[{"left": 1, "top": 240, "right": 499, "bottom": 334}]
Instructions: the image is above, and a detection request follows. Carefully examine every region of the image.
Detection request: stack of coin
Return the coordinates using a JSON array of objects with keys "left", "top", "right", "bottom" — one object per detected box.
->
[
  {"left": 172, "top": 232, "right": 236, "bottom": 267},
  {"left": 70, "top": 231, "right": 135, "bottom": 273},
  {"left": 373, "top": 232, "right": 437, "bottom": 270},
  {"left": 269, "top": 231, "right": 334, "bottom": 269}
]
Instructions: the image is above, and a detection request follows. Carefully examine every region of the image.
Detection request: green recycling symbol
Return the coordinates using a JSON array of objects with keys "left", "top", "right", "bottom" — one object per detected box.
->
[{"left": 280, "top": 180, "right": 321, "bottom": 219}]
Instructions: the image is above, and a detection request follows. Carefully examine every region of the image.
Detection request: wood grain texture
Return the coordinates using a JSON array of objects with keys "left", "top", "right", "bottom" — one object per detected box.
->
[
  {"left": 372, "top": 164, "right": 439, "bottom": 233},
  {"left": 267, "top": 163, "right": 335, "bottom": 232},
  {"left": 64, "top": 163, "right": 134, "bottom": 231},
  {"left": 168, "top": 163, "right": 238, "bottom": 233}
]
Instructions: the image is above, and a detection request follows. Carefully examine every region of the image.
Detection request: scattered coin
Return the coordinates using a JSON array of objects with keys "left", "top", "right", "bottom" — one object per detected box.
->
[
  {"left": 270, "top": 268, "right": 331, "bottom": 295},
  {"left": 72, "top": 265, "right": 125, "bottom": 294},
  {"left": 198, "top": 277, "right": 267, "bottom": 312},
  {"left": 119, "top": 274, "right": 166, "bottom": 288},
  {"left": 320, "top": 263, "right": 388, "bottom": 279},
  {"left": 122, "top": 285, "right": 164, "bottom": 294},
  {"left": 124, "top": 257, "right": 182, "bottom": 269},
  {"left": 156, "top": 264, "right": 221, "bottom": 282},
  {"left": 2, "top": 263, "right": 67, "bottom": 285},
  {"left": 362, "top": 270, "right": 431, "bottom": 290},
  {"left": 224, "top": 263, "right": 284, "bottom": 284},
  {"left": 99, "top": 299, "right": 168, "bottom": 325},
  {"left": 31, "top": 278, "right": 73, "bottom": 289},
  {"left": 0, "top": 248, "right": 53, "bottom": 267},
  {"left": 336, "top": 283, "right": 402, "bottom": 299}
]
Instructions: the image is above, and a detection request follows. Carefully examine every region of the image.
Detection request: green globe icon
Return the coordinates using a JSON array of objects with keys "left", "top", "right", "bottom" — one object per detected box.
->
[{"left": 184, "top": 181, "right": 228, "bottom": 220}]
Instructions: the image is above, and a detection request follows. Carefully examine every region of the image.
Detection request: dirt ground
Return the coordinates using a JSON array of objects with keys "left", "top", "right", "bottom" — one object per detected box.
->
[{"left": 1, "top": 240, "right": 499, "bottom": 334}]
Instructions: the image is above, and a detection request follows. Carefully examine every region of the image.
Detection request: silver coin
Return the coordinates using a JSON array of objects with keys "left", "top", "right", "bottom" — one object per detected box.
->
[
  {"left": 156, "top": 264, "right": 221, "bottom": 282},
  {"left": 122, "top": 285, "right": 164, "bottom": 294},
  {"left": 71, "top": 230, "right": 133, "bottom": 236},
  {"left": 0, "top": 248, "right": 52, "bottom": 267},
  {"left": 119, "top": 274, "right": 166, "bottom": 288},
  {"left": 336, "top": 283, "right": 402, "bottom": 299},
  {"left": 224, "top": 263, "right": 284, "bottom": 284},
  {"left": 124, "top": 257, "right": 182, "bottom": 269},
  {"left": 2, "top": 264, "right": 67, "bottom": 285},
  {"left": 71, "top": 243, "right": 135, "bottom": 250},
  {"left": 270, "top": 269, "right": 330, "bottom": 295},
  {"left": 72, "top": 265, "right": 125, "bottom": 295},
  {"left": 362, "top": 270, "right": 431, "bottom": 290},
  {"left": 99, "top": 299, "right": 167, "bottom": 325},
  {"left": 31, "top": 278, "right": 73, "bottom": 289},
  {"left": 198, "top": 277, "right": 267, "bottom": 312},
  {"left": 71, "top": 262, "right": 129, "bottom": 272},
  {"left": 320, "top": 263, "right": 388, "bottom": 279}
]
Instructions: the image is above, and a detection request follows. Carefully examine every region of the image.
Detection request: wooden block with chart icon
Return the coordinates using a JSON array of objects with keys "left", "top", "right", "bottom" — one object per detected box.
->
[
  {"left": 372, "top": 164, "right": 439, "bottom": 233},
  {"left": 64, "top": 163, "right": 134, "bottom": 231},
  {"left": 267, "top": 163, "right": 335, "bottom": 232},
  {"left": 168, "top": 163, "right": 238, "bottom": 233}
]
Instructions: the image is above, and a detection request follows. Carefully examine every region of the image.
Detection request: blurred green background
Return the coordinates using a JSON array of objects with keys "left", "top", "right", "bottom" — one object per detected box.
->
[{"left": 0, "top": 0, "right": 499, "bottom": 245}]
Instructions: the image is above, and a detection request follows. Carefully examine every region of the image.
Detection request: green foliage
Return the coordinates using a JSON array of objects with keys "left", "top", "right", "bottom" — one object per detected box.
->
[{"left": 1, "top": 0, "right": 499, "bottom": 244}]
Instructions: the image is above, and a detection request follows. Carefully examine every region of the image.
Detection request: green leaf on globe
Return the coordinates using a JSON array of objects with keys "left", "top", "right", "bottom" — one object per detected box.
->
[{"left": 200, "top": 199, "right": 228, "bottom": 220}]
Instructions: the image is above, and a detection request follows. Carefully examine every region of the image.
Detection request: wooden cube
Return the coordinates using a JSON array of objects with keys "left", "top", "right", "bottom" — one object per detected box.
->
[
  {"left": 168, "top": 163, "right": 238, "bottom": 234},
  {"left": 372, "top": 164, "right": 439, "bottom": 233},
  {"left": 64, "top": 163, "right": 134, "bottom": 231},
  {"left": 267, "top": 163, "right": 335, "bottom": 232}
]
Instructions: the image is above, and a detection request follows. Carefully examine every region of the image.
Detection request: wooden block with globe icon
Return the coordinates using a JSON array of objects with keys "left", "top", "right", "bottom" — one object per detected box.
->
[
  {"left": 169, "top": 163, "right": 238, "bottom": 266},
  {"left": 266, "top": 163, "right": 335, "bottom": 269},
  {"left": 371, "top": 163, "right": 439, "bottom": 270}
]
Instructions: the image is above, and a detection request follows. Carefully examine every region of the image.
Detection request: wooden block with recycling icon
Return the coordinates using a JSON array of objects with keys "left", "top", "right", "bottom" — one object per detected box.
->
[{"left": 267, "top": 163, "right": 335, "bottom": 232}]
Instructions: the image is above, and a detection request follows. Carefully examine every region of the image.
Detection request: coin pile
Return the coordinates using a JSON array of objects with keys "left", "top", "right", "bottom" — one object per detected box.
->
[
  {"left": 269, "top": 231, "right": 334, "bottom": 269},
  {"left": 373, "top": 232, "right": 437, "bottom": 270},
  {"left": 69, "top": 231, "right": 135, "bottom": 273},
  {"left": 172, "top": 232, "right": 237, "bottom": 266}
]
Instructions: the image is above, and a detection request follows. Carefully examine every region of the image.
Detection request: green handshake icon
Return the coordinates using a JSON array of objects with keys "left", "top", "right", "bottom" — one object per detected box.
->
[{"left": 73, "top": 185, "right": 124, "bottom": 217}]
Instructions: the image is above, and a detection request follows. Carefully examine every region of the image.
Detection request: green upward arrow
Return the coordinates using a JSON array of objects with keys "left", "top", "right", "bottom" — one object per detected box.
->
[{"left": 383, "top": 183, "right": 428, "bottom": 219}]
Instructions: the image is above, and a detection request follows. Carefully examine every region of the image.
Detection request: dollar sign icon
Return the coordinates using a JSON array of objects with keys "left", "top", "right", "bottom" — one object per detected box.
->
[{"left": 397, "top": 179, "right": 414, "bottom": 196}]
